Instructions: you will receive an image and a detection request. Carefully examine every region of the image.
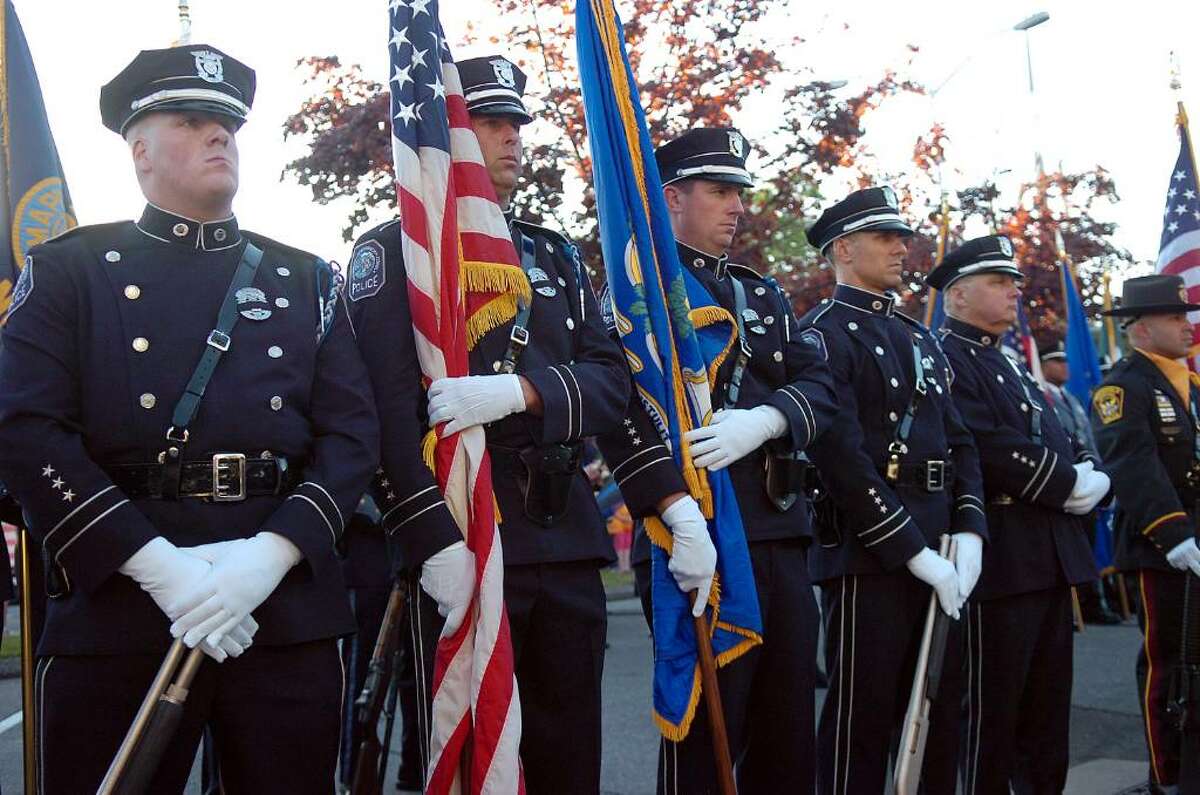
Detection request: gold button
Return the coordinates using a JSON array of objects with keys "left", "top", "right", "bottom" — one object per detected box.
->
[
  {"left": 139, "top": 393, "right": 156, "bottom": 409},
  {"left": 124, "top": 285, "right": 141, "bottom": 300},
  {"left": 132, "top": 337, "right": 149, "bottom": 352},
  {"left": 173, "top": 223, "right": 189, "bottom": 237},
  {"left": 270, "top": 396, "right": 283, "bottom": 411}
]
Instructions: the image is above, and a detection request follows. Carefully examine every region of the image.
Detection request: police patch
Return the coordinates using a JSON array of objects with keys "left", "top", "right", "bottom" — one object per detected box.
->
[
  {"left": 3, "top": 256, "right": 33, "bottom": 320},
  {"left": 348, "top": 240, "right": 385, "bottom": 302},
  {"left": 800, "top": 328, "right": 827, "bottom": 361},
  {"left": 1093, "top": 385, "right": 1125, "bottom": 425}
]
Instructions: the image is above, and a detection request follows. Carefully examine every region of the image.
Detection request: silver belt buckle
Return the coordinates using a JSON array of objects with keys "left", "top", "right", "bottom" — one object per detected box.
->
[
  {"left": 212, "top": 453, "right": 247, "bottom": 502},
  {"left": 925, "top": 460, "right": 946, "bottom": 492}
]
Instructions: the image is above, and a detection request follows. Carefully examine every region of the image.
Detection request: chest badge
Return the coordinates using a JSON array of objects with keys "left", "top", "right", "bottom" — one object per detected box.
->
[
  {"left": 1093, "top": 385, "right": 1124, "bottom": 425},
  {"left": 527, "top": 266, "right": 557, "bottom": 297},
  {"left": 236, "top": 287, "right": 272, "bottom": 321},
  {"left": 741, "top": 308, "right": 766, "bottom": 334},
  {"left": 1155, "top": 390, "right": 1179, "bottom": 423}
]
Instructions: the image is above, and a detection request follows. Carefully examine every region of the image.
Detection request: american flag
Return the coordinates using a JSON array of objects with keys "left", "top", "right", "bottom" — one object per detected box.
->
[
  {"left": 1155, "top": 107, "right": 1200, "bottom": 365},
  {"left": 1001, "top": 298, "right": 1044, "bottom": 383},
  {"left": 387, "top": 2, "right": 524, "bottom": 792}
]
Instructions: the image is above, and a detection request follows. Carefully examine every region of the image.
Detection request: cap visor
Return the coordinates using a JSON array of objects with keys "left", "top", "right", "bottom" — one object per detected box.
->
[
  {"left": 122, "top": 99, "right": 247, "bottom": 133},
  {"left": 468, "top": 103, "right": 533, "bottom": 125},
  {"left": 1103, "top": 302, "right": 1200, "bottom": 316}
]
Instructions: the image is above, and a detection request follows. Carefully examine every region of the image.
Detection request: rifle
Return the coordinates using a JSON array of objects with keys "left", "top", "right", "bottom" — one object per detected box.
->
[
  {"left": 1171, "top": 571, "right": 1200, "bottom": 793},
  {"left": 97, "top": 639, "right": 206, "bottom": 794},
  {"left": 894, "top": 535, "right": 958, "bottom": 795},
  {"left": 350, "top": 583, "right": 408, "bottom": 795}
]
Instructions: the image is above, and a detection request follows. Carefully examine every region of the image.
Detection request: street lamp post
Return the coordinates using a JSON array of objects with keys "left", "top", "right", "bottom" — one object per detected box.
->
[{"left": 1014, "top": 12, "right": 1051, "bottom": 173}]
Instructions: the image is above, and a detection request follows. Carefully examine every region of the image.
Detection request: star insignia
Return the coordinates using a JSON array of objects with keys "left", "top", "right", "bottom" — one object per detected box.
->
[
  {"left": 623, "top": 418, "right": 633, "bottom": 426},
  {"left": 51, "top": 478, "right": 64, "bottom": 490},
  {"left": 42, "top": 464, "right": 55, "bottom": 478},
  {"left": 868, "top": 488, "right": 877, "bottom": 496},
  {"left": 386, "top": 491, "right": 396, "bottom": 500},
  {"left": 380, "top": 479, "right": 390, "bottom": 488},
  {"left": 879, "top": 505, "right": 888, "bottom": 514},
  {"left": 62, "top": 490, "right": 75, "bottom": 502},
  {"left": 631, "top": 436, "right": 641, "bottom": 445}
]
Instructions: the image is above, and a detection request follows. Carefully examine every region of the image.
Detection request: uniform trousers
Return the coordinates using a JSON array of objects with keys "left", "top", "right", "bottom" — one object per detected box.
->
[
  {"left": 36, "top": 638, "right": 343, "bottom": 795},
  {"left": 817, "top": 569, "right": 964, "bottom": 795},
  {"left": 961, "top": 585, "right": 1073, "bottom": 795},
  {"left": 1134, "top": 568, "right": 1188, "bottom": 788},
  {"left": 634, "top": 538, "right": 819, "bottom": 795},
  {"left": 413, "top": 559, "right": 607, "bottom": 795}
]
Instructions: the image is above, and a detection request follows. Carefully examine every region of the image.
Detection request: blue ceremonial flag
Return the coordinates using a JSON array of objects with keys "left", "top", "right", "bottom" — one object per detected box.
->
[
  {"left": 1057, "top": 247, "right": 1102, "bottom": 407},
  {"left": 0, "top": 0, "right": 74, "bottom": 320},
  {"left": 576, "top": 0, "right": 762, "bottom": 739}
]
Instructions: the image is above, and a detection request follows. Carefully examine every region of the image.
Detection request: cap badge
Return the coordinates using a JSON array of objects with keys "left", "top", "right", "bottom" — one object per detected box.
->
[
  {"left": 191, "top": 50, "right": 225, "bottom": 84},
  {"left": 728, "top": 131, "right": 745, "bottom": 158},
  {"left": 490, "top": 59, "right": 516, "bottom": 89},
  {"left": 999, "top": 237, "right": 1013, "bottom": 257},
  {"left": 882, "top": 186, "right": 898, "bottom": 209}
]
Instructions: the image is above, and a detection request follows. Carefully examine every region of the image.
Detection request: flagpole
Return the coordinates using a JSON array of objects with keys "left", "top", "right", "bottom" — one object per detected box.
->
[
  {"left": 1101, "top": 272, "right": 1119, "bottom": 360},
  {"left": 924, "top": 191, "right": 950, "bottom": 327},
  {"left": 176, "top": 0, "right": 191, "bottom": 46}
]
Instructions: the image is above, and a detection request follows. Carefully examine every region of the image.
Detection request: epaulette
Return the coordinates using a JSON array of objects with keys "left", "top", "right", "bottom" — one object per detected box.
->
[
  {"left": 243, "top": 230, "right": 322, "bottom": 270},
  {"left": 511, "top": 218, "right": 573, "bottom": 250},
  {"left": 895, "top": 310, "right": 931, "bottom": 332},
  {"left": 354, "top": 218, "right": 401, "bottom": 246},
  {"left": 28, "top": 221, "right": 129, "bottom": 256},
  {"left": 727, "top": 262, "right": 766, "bottom": 283}
]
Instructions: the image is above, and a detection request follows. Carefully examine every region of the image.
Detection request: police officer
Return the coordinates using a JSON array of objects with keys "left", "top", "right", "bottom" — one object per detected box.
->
[
  {"left": 929, "top": 236, "right": 1106, "bottom": 794},
  {"left": 1092, "top": 274, "right": 1200, "bottom": 794},
  {"left": 0, "top": 45, "right": 379, "bottom": 793},
  {"left": 801, "top": 187, "right": 987, "bottom": 795},
  {"left": 346, "top": 55, "right": 628, "bottom": 794},
  {"left": 597, "top": 127, "right": 837, "bottom": 793}
]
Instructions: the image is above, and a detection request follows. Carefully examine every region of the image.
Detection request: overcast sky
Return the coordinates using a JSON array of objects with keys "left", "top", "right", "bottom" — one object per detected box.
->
[{"left": 13, "top": 0, "right": 1200, "bottom": 273}]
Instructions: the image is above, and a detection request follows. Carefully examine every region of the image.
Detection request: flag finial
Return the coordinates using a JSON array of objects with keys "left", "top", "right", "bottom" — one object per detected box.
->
[{"left": 177, "top": 1, "right": 191, "bottom": 46}]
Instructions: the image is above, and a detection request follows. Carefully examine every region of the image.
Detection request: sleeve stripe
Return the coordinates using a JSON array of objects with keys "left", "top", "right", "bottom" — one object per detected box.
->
[
  {"left": 1028, "top": 452, "right": 1058, "bottom": 503},
  {"left": 860, "top": 507, "right": 905, "bottom": 538},
  {"left": 382, "top": 485, "right": 439, "bottom": 521},
  {"left": 611, "top": 445, "right": 670, "bottom": 478},
  {"left": 778, "top": 386, "right": 815, "bottom": 446},
  {"left": 300, "top": 481, "right": 345, "bottom": 531},
  {"left": 287, "top": 493, "right": 338, "bottom": 545},
  {"left": 55, "top": 499, "right": 129, "bottom": 563},
  {"left": 395, "top": 501, "right": 448, "bottom": 529},
  {"left": 957, "top": 504, "right": 986, "bottom": 517},
  {"left": 956, "top": 494, "right": 984, "bottom": 505},
  {"left": 615, "top": 456, "right": 675, "bottom": 485},
  {"left": 563, "top": 365, "right": 584, "bottom": 437},
  {"left": 1143, "top": 511, "right": 1189, "bottom": 537},
  {"left": 549, "top": 366, "right": 576, "bottom": 440},
  {"left": 44, "top": 485, "right": 119, "bottom": 546},
  {"left": 863, "top": 516, "right": 912, "bottom": 547},
  {"left": 1019, "top": 449, "right": 1049, "bottom": 499}
]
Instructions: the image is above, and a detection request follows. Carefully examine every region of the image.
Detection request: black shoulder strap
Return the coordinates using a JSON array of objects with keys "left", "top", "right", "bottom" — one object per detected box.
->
[
  {"left": 499, "top": 232, "right": 537, "bottom": 375},
  {"left": 160, "top": 242, "right": 264, "bottom": 496},
  {"left": 724, "top": 277, "right": 753, "bottom": 409},
  {"left": 1004, "top": 356, "right": 1043, "bottom": 445}
]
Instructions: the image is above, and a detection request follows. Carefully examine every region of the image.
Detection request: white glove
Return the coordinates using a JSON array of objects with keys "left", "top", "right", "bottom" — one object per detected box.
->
[
  {"left": 428, "top": 375, "right": 527, "bottom": 435},
  {"left": 179, "top": 541, "right": 265, "bottom": 659},
  {"left": 169, "top": 532, "right": 302, "bottom": 649},
  {"left": 120, "top": 537, "right": 255, "bottom": 662},
  {"left": 420, "top": 540, "right": 476, "bottom": 636},
  {"left": 952, "top": 532, "right": 984, "bottom": 602},
  {"left": 1063, "top": 462, "right": 1110, "bottom": 515},
  {"left": 1167, "top": 538, "right": 1200, "bottom": 578},
  {"left": 683, "top": 406, "right": 788, "bottom": 471},
  {"left": 906, "top": 547, "right": 961, "bottom": 619},
  {"left": 661, "top": 497, "right": 717, "bottom": 617}
]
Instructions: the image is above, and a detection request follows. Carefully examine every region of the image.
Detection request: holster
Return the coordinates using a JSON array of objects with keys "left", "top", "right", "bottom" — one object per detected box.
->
[
  {"left": 804, "top": 464, "right": 842, "bottom": 547},
  {"left": 515, "top": 443, "right": 582, "bottom": 528},
  {"left": 764, "top": 451, "right": 804, "bottom": 512}
]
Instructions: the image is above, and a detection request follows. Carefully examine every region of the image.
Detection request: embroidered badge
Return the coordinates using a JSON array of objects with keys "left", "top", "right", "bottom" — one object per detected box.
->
[
  {"left": 1093, "top": 385, "right": 1125, "bottom": 425},
  {"left": 491, "top": 58, "right": 516, "bottom": 89},
  {"left": 527, "top": 266, "right": 557, "bottom": 297},
  {"left": 4, "top": 256, "right": 33, "bottom": 319},
  {"left": 348, "top": 240, "right": 385, "bottom": 302},
  {"left": 235, "top": 286, "right": 272, "bottom": 321},
  {"left": 799, "top": 328, "right": 827, "bottom": 361}
]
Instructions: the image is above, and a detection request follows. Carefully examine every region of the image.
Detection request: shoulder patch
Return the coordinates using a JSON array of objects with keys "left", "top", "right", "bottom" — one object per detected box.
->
[
  {"left": 3, "top": 256, "right": 34, "bottom": 320},
  {"left": 598, "top": 285, "right": 616, "bottom": 333},
  {"left": 1093, "top": 385, "right": 1125, "bottom": 425},
  {"left": 348, "top": 240, "right": 386, "bottom": 302},
  {"left": 799, "top": 328, "right": 827, "bottom": 361}
]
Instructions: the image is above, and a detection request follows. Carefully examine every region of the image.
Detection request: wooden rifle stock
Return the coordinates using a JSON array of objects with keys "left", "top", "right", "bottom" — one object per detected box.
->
[
  {"left": 894, "top": 535, "right": 957, "bottom": 795},
  {"left": 97, "top": 640, "right": 205, "bottom": 795},
  {"left": 350, "top": 583, "right": 408, "bottom": 795}
]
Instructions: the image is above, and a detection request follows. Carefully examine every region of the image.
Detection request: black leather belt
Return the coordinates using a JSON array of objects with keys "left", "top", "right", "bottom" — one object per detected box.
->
[
  {"left": 107, "top": 454, "right": 299, "bottom": 501},
  {"left": 881, "top": 460, "right": 953, "bottom": 492}
]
